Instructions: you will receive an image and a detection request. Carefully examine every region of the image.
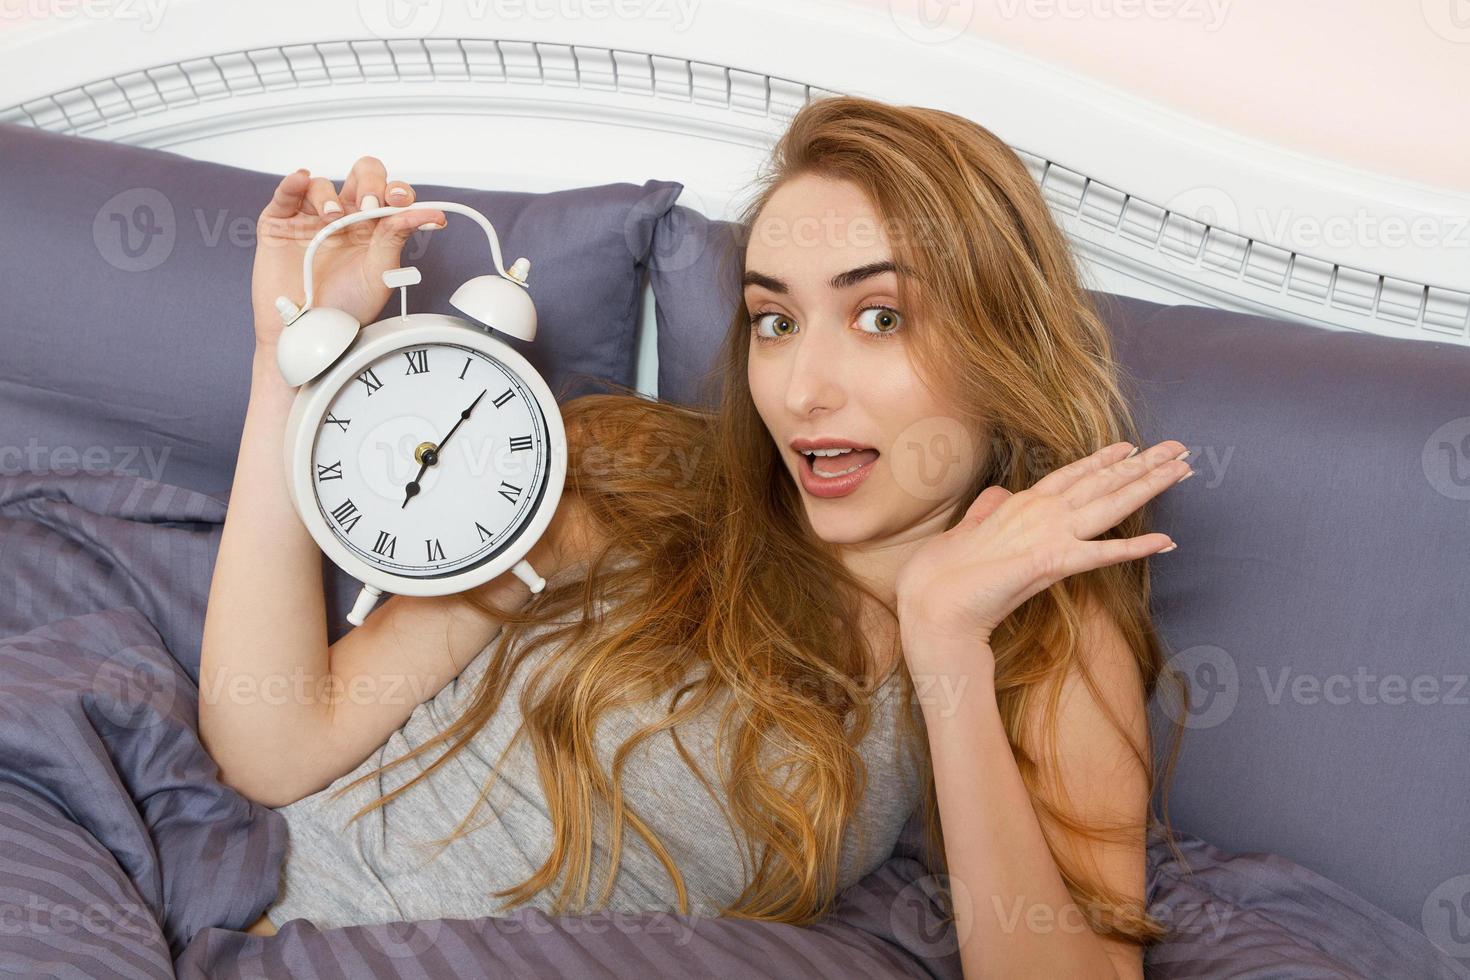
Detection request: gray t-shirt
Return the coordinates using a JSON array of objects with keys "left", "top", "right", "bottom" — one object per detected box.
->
[{"left": 267, "top": 563, "right": 925, "bottom": 929}]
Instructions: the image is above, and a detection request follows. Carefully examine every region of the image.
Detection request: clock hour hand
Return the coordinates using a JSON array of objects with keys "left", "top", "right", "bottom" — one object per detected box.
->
[{"left": 401, "top": 453, "right": 433, "bottom": 508}]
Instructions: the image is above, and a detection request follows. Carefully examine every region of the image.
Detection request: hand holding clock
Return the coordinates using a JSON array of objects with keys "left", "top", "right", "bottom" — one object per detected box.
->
[
  {"left": 251, "top": 156, "right": 446, "bottom": 352},
  {"left": 204, "top": 175, "right": 567, "bottom": 820},
  {"left": 251, "top": 174, "right": 566, "bottom": 624}
]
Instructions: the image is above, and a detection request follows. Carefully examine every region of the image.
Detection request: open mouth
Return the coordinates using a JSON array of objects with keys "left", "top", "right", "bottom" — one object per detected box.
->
[{"left": 800, "top": 447, "right": 880, "bottom": 478}]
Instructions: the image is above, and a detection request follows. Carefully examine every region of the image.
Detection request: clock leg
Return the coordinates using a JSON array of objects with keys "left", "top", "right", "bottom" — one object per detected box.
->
[
  {"left": 347, "top": 584, "right": 384, "bottom": 626},
  {"left": 511, "top": 559, "right": 546, "bottom": 594}
]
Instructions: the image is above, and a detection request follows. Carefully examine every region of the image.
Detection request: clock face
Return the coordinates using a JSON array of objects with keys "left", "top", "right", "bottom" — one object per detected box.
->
[{"left": 309, "top": 341, "right": 551, "bottom": 579}]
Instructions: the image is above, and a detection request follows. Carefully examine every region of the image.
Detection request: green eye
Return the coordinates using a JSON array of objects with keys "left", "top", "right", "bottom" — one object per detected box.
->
[
  {"left": 857, "top": 306, "right": 902, "bottom": 336},
  {"left": 751, "top": 312, "right": 797, "bottom": 340}
]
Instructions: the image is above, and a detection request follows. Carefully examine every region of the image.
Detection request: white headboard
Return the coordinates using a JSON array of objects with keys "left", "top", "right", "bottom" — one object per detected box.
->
[{"left": 4, "top": 0, "right": 1468, "bottom": 397}]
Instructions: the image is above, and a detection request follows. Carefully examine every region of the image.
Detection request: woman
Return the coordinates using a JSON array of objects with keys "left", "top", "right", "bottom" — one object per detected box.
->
[{"left": 201, "top": 95, "right": 1191, "bottom": 978}]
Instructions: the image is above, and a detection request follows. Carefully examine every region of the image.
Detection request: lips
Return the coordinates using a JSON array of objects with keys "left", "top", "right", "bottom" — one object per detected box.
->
[
  {"left": 794, "top": 446, "right": 881, "bottom": 499},
  {"left": 789, "top": 437, "right": 877, "bottom": 454}
]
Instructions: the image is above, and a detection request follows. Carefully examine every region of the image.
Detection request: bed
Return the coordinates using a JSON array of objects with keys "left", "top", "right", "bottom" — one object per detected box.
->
[{"left": 2, "top": 2, "right": 1468, "bottom": 977}]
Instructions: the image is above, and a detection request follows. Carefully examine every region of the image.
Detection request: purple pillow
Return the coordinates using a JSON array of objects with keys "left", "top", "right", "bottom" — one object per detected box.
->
[
  {"left": 647, "top": 203, "right": 745, "bottom": 410},
  {"left": 0, "top": 121, "right": 681, "bottom": 500}
]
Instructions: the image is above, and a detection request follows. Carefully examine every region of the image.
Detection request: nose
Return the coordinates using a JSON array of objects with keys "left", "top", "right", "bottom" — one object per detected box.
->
[{"left": 782, "top": 316, "right": 850, "bottom": 419}]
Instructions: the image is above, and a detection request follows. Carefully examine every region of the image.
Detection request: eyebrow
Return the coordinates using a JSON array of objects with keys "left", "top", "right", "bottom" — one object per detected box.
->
[{"left": 741, "top": 260, "right": 909, "bottom": 294}]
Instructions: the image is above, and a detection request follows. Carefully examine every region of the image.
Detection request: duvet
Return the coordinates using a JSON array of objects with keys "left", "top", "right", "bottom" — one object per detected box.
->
[{"left": 0, "top": 470, "right": 1459, "bottom": 979}]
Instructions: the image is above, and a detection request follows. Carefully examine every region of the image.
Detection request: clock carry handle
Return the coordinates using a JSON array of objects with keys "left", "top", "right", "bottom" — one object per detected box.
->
[
  {"left": 278, "top": 201, "right": 529, "bottom": 319},
  {"left": 271, "top": 199, "right": 538, "bottom": 387},
  {"left": 346, "top": 560, "right": 548, "bottom": 626}
]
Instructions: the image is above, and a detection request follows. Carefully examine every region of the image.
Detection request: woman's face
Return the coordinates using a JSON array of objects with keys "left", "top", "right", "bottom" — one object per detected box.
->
[{"left": 745, "top": 173, "right": 977, "bottom": 576}]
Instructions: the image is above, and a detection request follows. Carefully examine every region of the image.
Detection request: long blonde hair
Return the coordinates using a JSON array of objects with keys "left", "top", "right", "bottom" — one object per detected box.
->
[{"left": 338, "top": 94, "right": 1188, "bottom": 946}]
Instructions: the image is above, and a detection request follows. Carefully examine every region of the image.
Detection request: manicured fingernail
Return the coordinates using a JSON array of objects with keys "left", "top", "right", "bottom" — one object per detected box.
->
[
  {"left": 1174, "top": 449, "right": 1191, "bottom": 461},
  {"left": 1125, "top": 444, "right": 1139, "bottom": 458},
  {"left": 388, "top": 187, "right": 408, "bottom": 200},
  {"left": 322, "top": 200, "right": 342, "bottom": 214},
  {"left": 1157, "top": 542, "right": 1178, "bottom": 554},
  {"left": 1175, "top": 468, "right": 1195, "bottom": 484},
  {"left": 361, "top": 194, "right": 379, "bottom": 210},
  {"left": 418, "top": 222, "right": 445, "bottom": 231}
]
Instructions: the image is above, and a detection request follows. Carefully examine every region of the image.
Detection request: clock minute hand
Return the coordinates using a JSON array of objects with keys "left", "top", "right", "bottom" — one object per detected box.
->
[
  {"left": 401, "top": 389, "right": 486, "bottom": 509},
  {"left": 435, "top": 388, "right": 488, "bottom": 455}
]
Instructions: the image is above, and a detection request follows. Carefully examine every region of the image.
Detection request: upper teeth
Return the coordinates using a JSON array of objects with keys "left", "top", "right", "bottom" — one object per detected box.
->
[{"left": 806, "top": 448, "right": 854, "bottom": 456}]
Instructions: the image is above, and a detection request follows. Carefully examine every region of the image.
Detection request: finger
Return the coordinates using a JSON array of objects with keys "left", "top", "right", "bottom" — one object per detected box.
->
[
  {"left": 343, "top": 155, "right": 389, "bottom": 213},
  {"left": 1030, "top": 440, "right": 1135, "bottom": 497},
  {"left": 260, "top": 168, "right": 311, "bottom": 221},
  {"left": 384, "top": 179, "right": 415, "bottom": 208},
  {"left": 304, "top": 176, "right": 344, "bottom": 218},
  {"left": 363, "top": 207, "right": 448, "bottom": 273},
  {"left": 1073, "top": 456, "right": 1192, "bottom": 540},
  {"left": 1064, "top": 438, "right": 1188, "bottom": 508},
  {"left": 1078, "top": 533, "right": 1177, "bottom": 572}
]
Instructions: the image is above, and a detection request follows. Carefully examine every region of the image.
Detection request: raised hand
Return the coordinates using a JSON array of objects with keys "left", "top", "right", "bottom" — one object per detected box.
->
[
  {"left": 250, "top": 155, "right": 446, "bottom": 352},
  {"left": 894, "top": 439, "right": 1190, "bottom": 662}
]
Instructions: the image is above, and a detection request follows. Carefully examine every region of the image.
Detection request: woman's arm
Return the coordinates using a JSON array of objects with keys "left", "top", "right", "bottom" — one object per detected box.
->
[
  {"left": 909, "top": 600, "right": 1147, "bottom": 980},
  {"left": 894, "top": 440, "right": 1185, "bottom": 979},
  {"left": 199, "top": 343, "right": 580, "bottom": 808},
  {"left": 199, "top": 158, "right": 592, "bottom": 808}
]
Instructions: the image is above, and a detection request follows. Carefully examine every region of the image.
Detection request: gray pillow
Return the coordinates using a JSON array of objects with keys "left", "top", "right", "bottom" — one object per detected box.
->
[
  {"left": 0, "top": 121, "right": 682, "bottom": 500},
  {"left": 645, "top": 203, "right": 1470, "bottom": 957}
]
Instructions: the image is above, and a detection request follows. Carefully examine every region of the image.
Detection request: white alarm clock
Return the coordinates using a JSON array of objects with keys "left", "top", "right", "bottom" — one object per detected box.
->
[{"left": 273, "top": 201, "right": 567, "bottom": 627}]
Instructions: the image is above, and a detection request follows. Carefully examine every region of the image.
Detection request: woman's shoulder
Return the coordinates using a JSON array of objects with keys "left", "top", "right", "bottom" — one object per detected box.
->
[{"left": 547, "top": 542, "right": 639, "bottom": 589}]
